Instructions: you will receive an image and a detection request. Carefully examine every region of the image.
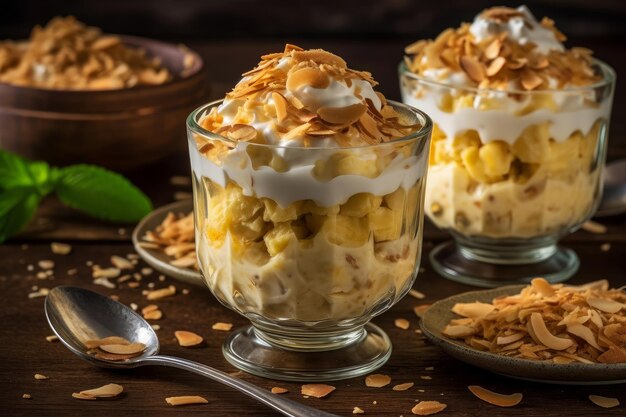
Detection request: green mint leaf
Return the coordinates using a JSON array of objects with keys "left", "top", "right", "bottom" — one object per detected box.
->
[
  {"left": 0, "top": 188, "right": 40, "bottom": 243},
  {"left": 55, "top": 165, "right": 152, "bottom": 222},
  {"left": 0, "top": 150, "right": 53, "bottom": 193}
]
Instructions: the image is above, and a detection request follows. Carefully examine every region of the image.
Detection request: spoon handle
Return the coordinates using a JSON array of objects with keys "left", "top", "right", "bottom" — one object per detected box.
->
[{"left": 141, "top": 355, "right": 338, "bottom": 417}]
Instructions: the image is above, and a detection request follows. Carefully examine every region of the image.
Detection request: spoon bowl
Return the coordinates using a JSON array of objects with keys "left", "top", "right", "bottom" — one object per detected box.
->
[{"left": 45, "top": 286, "right": 336, "bottom": 417}]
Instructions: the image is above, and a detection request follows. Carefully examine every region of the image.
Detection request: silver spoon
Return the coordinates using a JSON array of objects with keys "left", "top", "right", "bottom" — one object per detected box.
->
[
  {"left": 45, "top": 285, "right": 336, "bottom": 417},
  {"left": 596, "top": 158, "right": 626, "bottom": 217}
]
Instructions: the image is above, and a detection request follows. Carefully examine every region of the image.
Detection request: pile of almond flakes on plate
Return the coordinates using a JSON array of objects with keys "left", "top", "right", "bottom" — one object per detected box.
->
[
  {"left": 140, "top": 211, "right": 197, "bottom": 270},
  {"left": 443, "top": 278, "right": 626, "bottom": 363}
]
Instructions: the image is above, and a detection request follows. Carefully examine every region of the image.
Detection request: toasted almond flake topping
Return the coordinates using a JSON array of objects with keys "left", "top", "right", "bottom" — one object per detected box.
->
[
  {"left": 588, "top": 395, "right": 620, "bottom": 408},
  {"left": 353, "top": 406, "right": 365, "bottom": 414},
  {"left": 34, "top": 373, "right": 49, "bottom": 380},
  {"left": 38, "top": 260, "right": 55, "bottom": 270},
  {"left": 165, "top": 395, "right": 209, "bottom": 406},
  {"left": 99, "top": 342, "right": 146, "bottom": 355},
  {"left": 530, "top": 312, "right": 573, "bottom": 351},
  {"left": 46, "top": 335, "right": 58, "bottom": 342},
  {"left": 175, "top": 331, "right": 204, "bottom": 347},
  {"left": 301, "top": 384, "right": 335, "bottom": 398},
  {"left": 486, "top": 57, "right": 506, "bottom": 77},
  {"left": 395, "top": 318, "right": 410, "bottom": 330},
  {"left": 392, "top": 382, "right": 414, "bottom": 391},
  {"left": 411, "top": 400, "right": 447, "bottom": 415},
  {"left": 212, "top": 322, "right": 233, "bottom": 331},
  {"left": 147, "top": 285, "right": 176, "bottom": 300},
  {"left": 409, "top": 289, "right": 426, "bottom": 299},
  {"left": 587, "top": 297, "right": 622, "bottom": 313},
  {"left": 111, "top": 255, "right": 134, "bottom": 270},
  {"left": 51, "top": 242, "right": 72, "bottom": 255},
  {"left": 468, "top": 386, "right": 522, "bottom": 407},
  {"left": 460, "top": 56, "right": 485, "bottom": 83},
  {"left": 22, "top": 394, "right": 31, "bottom": 399},
  {"left": 73, "top": 383, "right": 123, "bottom": 400},
  {"left": 582, "top": 220, "right": 607, "bottom": 234},
  {"left": 143, "top": 310, "right": 163, "bottom": 320},
  {"left": 271, "top": 387, "right": 289, "bottom": 394},
  {"left": 365, "top": 374, "right": 391, "bottom": 388}
]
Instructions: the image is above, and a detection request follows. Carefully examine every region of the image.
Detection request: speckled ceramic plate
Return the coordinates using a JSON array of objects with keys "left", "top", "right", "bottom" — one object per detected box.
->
[
  {"left": 132, "top": 200, "right": 204, "bottom": 287},
  {"left": 420, "top": 286, "right": 626, "bottom": 385}
]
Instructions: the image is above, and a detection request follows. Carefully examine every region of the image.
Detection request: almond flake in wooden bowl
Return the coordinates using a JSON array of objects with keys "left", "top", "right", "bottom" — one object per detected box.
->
[
  {"left": 301, "top": 384, "right": 335, "bottom": 398},
  {"left": 165, "top": 395, "right": 208, "bottom": 406}
]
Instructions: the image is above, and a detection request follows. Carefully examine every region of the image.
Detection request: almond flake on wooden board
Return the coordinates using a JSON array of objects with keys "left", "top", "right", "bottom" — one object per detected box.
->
[
  {"left": 588, "top": 394, "right": 620, "bottom": 408},
  {"left": 301, "top": 384, "right": 335, "bottom": 398},
  {"left": 111, "top": 255, "right": 134, "bottom": 270},
  {"left": 146, "top": 285, "right": 176, "bottom": 300},
  {"left": 34, "top": 373, "right": 49, "bottom": 380},
  {"left": 46, "top": 335, "right": 58, "bottom": 342},
  {"left": 409, "top": 289, "right": 426, "bottom": 299},
  {"left": 22, "top": 394, "right": 31, "bottom": 399},
  {"left": 73, "top": 383, "right": 123, "bottom": 400},
  {"left": 395, "top": 318, "right": 410, "bottom": 330},
  {"left": 468, "top": 385, "right": 522, "bottom": 407},
  {"left": 392, "top": 382, "right": 414, "bottom": 391},
  {"left": 175, "top": 331, "right": 204, "bottom": 347},
  {"left": 353, "top": 406, "right": 365, "bottom": 414},
  {"left": 365, "top": 374, "right": 391, "bottom": 388},
  {"left": 143, "top": 310, "right": 163, "bottom": 320},
  {"left": 165, "top": 396, "right": 209, "bottom": 406},
  {"left": 411, "top": 400, "right": 447, "bottom": 415},
  {"left": 38, "top": 260, "right": 55, "bottom": 270},
  {"left": 581, "top": 220, "right": 607, "bottom": 234},
  {"left": 271, "top": 387, "right": 288, "bottom": 394},
  {"left": 212, "top": 322, "right": 233, "bottom": 331},
  {"left": 50, "top": 242, "right": 72, "bottom": 255}
]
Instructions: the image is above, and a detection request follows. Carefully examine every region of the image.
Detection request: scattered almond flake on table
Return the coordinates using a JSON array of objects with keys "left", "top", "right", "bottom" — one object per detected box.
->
[
  {"left": 365, "top": 374, "right": 391, "bottom": 388},
  {"left": 28, "top": 288, "right": 49, "bottom": 299},
  {"left": 581, "top": 220, "right": 607, "bottom": 234},
  {"left": 111, "top": 255, "right": 134, "bottom": 270},
  {"left": 392, "top": 382, "right": 414, "bottom": 391},
  {"left": 588, "top": 394, "right": 620, "bottom": 408},
  {"left": 34, "top": 373, "right": 49, "bottom": 380},
  {"left": 38, "top": 260, "right": 55, "bottom": 270},
  {"left": 45, "top": 335, "right": 58, "bottom": 342},
  {"left": 143, "top": 310, "right": 163, "bottom": 320},
  {"left": 67, "top": 268, "right": 78, "bottom": 276},
  {"left": 50, "top": 242, "right": 72, "bottom": 255},
  {"left": 425, "top": 366, "right": 434, "bottom": 371},
  {"left": 141, "top": 267, "right": 153, "bottom": 276},
  {"left": 141, "top": 304, "right": 159, "bottom": 315},
  {"left": 152, "top": 325, "right": 161, "bottom": 331},
  {"left": 22, "top": 394, "right": 31, "bottom": 399},
  {"left": 92, "top": 267, "right": 121, "bottom": 279},
  {"left": 146, "top": 285, "right": 176, "bottom": 300},
  {"left": 420, "top": 376, "right": 432, "bottom": 380},
  {"left": 601, "top": 243, "right": 611, "bottom": 252},
  {"left": 413, "top": 304, "right": 430, "bottom": 318},
  {"left": 72, "top": 383, "right": 123, "bottom": 400},
  {"left": 212, "top": 322, "right": 233, "bottom": 331},
  {"left": 395, "top": 318, "right": 410, "bottom": 330},
  {"left": 165, "top": 396, "right": 208, "bottom": 406},
  {"left": 271, "top": 387, "right": 288, "bottom": 394},
  {"left": 301, "top": 384, "right": 335, "bottom": 398},
  {"left": 409, "top": 289, "right": 426, "bottom": 299},
  {"left": 411, "top": 400, "right": 447, "bottom": 415},
  {"left": 93, "top": 277, "right": 116, "bottom": 289},
  {"left": 352, "top": 406, "right": 365, "bottom": 414},
  {"left": 468, "top": 385, "right": 522, "bottom": 407},
  {"left": 175, "top": 331, "right": 204, "bottom": 347}
]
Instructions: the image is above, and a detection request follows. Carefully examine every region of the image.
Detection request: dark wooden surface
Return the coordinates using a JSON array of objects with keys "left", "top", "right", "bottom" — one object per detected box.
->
[{"left": 1, "top": 39, "right": 626, "bottom": 416}]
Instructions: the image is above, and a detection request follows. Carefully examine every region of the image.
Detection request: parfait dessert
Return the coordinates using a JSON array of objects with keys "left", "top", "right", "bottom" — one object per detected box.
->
[
  {"left": 187, "top": 45, "right": 431, "bottom": 380},
  {"left": 400, "top": 6, "right": 614, "bottom": 286}
]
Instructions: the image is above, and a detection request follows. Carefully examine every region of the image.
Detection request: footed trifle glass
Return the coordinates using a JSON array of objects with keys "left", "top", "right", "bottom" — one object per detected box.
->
[
  {"left": 399, "top": 6, "right": 616, "bottom": 287},
  {"left": 187, "top": 100, "right": 431, "bottom": 381}
]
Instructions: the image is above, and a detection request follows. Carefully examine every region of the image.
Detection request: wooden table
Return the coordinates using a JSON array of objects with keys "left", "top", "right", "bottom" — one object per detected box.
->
[{"left": 1, "top": 39, "right": 625, "bottom": 416}]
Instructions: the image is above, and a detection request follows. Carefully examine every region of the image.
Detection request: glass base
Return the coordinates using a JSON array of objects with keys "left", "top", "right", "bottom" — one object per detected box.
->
[
  {"left": 222, "top": 323, "right": 392, "bottom": 382},
  {"left": 430, "top": 240, "right": 579, "bottom": 288}
]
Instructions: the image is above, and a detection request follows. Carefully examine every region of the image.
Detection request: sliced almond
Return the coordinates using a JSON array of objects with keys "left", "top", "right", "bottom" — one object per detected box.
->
[
  {"left": 272, "top": 92, "right": 289, "bottom": 123},
  {"left": 460, "top": 56, "right": 485, "bottom": 83},
  {"left": 38, "top": 260, "right": 55, "bottom": 270},
  {"left": 143, "top": 310, "right": 163, "bottom": 320},
  {"left": 34, "top": 373, "right": 49, "bottom": 380},
  {"left": 141, "top": 304, "right": 159, "bottom": 315},
  {"left": 292, "top": 49, "right": 346, "bottom": 68},
  {"left": 99, "top": 342, "right": 146, "bottom": 355},
  {"left": 271, "top": 387, "right": 289, "bottom": 394},
  {"left": 520, "top": 69, "right": 543, "bottom": 90},
  {"left": 72, "top": 392, "right": 97, "bottom": 400},
  {"left": 587, "top": 298, "right": 623, "bottom": 314},
  {"left": 365, "top": 374, "right": 391, "bottom": 388},
  {"left": 588, "top": 395, "right": 620, "bottom": 408},
  {"left": 468, "top": 385, "right": 522, "bottom": 407},
  {"left": 93, "top": 267, "right": 121, "bottom": 279},
  {"left": 442, "top": 324, "right": 476, "bottom": 338},
  {"left": 75, "top": 383, "right": 123, "bottom": 399},
  {"left": 452, "top": 302, "right": 495, "bottom": 319},
  {"left": 353, "top": 406, "right": 365, "bottom": 414},
  {"left": 212, "top": 322, "right": 233, "bottom": 331},
  {"left": 111, "top": 255, "right": 134, "bottom": 270},
  {"left": 496, "top": 333, "right": 525, "bottom": 345},
  {"left": 411, "top": 400, "right": 447, "bottom": 415},
  {"left": 530, "top": 278, "right": 555, "bottom": 297},
  {"left": 46, "top": 335, "right": 58, "bottom": 342},
  {"left": 395, "top": 318, "right": 410, "bottom": 330},
  {"left": 317, "top": 103, "right": 366, "bottom": 125},
  {"left": 286, "top": 67, "right": 329, "bottom": 92},
  {"left": 392, "top": 382, "right": 414, "bottom": 391},
  {"left": 84, "top": 336, "right": 130, "bottom": 349},
  {"left": 413, "top": 304, "right": 431, "bottom": 318},
  {"left": 529, "top": 313, "right": 572, "bottom": 351},
  {"left": 175, "top": 330, "right": 204, "bottom": 347},
  {"left": 147, "top": 285, "right": 176, "bottom": 300},
  {"left": 486, "top": 57, "right": 506, "bottom": 77},
  {"left": 227, "top": 124, "right": 257, "bottom": 142},
  {"left": 409, "top": 289, "right": 426, "bottom": 300},
  {"left": 484, "top": 38, "right": 502, "bottom": 60},
  {"left": 165, "top": 395, "right": 208, "bottom": 406},
  {"left": 567, "top": 324, "right": 601, "bottom": 350},
  {"left": 301, "top": 384, "right": 335, "bottom": 398},
  {"left": 91, "top": 36, "right": 121, "bottom": 51},
  {"left": 581, "top": 221, "right": 607, "bottom": 234},
  {"left": 50, "top": 242, "right": 72, "bottom": 255}
]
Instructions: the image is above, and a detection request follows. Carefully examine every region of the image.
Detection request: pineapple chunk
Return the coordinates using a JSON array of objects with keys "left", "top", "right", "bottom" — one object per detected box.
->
[
  {"left": 263, "top": 199, "right": 300, "bottom": 223},
  {"left": 226, "top": 183, "right": 263, "bottom": 222},
  {"left": 383, "top": 188, "right": 406, "bottom": 211},
  {"left": 369, "top": 207, "right": 403, "bottom": 242},
  {"left": 548, "top": 132, "right": 582, "bottom": 175},
  {"left": 302, "top": 200, "right": 340, "bottom": 216},
  {"left": 512, "top": 123, "right": 550, "bottom": 164},
  {"left": 314, "top": 153, "right": 378, "bottom": 180},
  {"left": 321, "top": 215, "right": 370, "bottom": 247},
  {"left": 205, "top": 195, "right": 228, "bottom": 245},
  {"left": 304, "top": 214, "right": 325, "bottom": 234},
  {"left": 479, "top": 141, "right": 513, "bottom": 178},
  {"left": 461, "top": 146, "right": 487, "bottom": 182},
  {"left": 263, "top": 223, "right": 296, "bottom": 256},
  {"left": 340, "top": 193, "right": 383, "bottom": 217},
  {"left": 451, "top": 130, "right": 481, "bottom": 161},
  {"left": 231, "top": 212, "right": 267, "bottom": 242}
]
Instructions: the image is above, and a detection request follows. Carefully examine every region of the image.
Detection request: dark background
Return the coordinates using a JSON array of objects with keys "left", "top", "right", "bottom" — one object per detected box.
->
[{"left": 2, "top": 0, "right": 624, "bottom": 151}]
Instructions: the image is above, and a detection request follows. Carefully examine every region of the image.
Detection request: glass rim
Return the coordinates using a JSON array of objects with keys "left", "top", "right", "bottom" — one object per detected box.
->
[
  {"left": 186, "top": 99, "right": 432, "bottom": 151},
  {"left": 398, "top": 58, "right": 616, "bottom": 95}
]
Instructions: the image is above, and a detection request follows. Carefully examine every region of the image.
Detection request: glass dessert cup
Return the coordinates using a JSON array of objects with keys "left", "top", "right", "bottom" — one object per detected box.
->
[
  {"left": 400, "top": 60, "right": 615, "bottom": 288},
  {"left": 187, "top": 100, "right": 432, "bottom": 381}
]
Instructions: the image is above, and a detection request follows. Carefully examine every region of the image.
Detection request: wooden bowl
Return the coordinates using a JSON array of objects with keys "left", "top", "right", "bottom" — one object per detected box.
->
[{"left": 0, "top": 36, "right": 208, "bottom": 171}]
